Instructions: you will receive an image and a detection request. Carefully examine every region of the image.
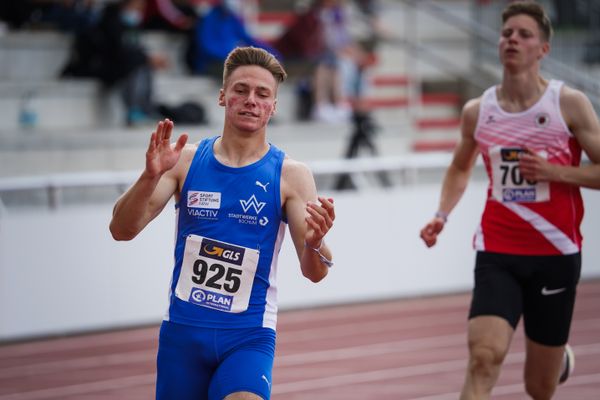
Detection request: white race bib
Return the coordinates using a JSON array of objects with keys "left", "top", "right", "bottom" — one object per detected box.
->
[
  {"left": 490, "top": 146, "right": 550, "bottom": 203},
  {"left": 175, "top": 235, "right": 259, "bottom": 313}
]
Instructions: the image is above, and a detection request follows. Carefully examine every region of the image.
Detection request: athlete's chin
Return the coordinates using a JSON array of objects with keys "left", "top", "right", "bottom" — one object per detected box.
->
[
  {"left": 234, "top": 122, "right": 266, "bottom": 134},
  {"left": 502, "top": 61, "right": 522, "bottom": 72},
  {"left": 235, "top": 119, "right": 268, "bottom": 132}
]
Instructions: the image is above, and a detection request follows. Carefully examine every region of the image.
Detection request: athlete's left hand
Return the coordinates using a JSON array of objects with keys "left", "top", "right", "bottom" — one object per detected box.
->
[
  {"left": 519, "top": 148, "right": 557, "bottom": 182},
  {"left": 305, "top": 196, "right": 335, "bottom": 249}
]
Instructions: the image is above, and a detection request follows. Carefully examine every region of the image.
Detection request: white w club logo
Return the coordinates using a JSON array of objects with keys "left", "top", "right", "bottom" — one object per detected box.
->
[{"left": 240, "top": 195, "right": 266, "bottom": 214}]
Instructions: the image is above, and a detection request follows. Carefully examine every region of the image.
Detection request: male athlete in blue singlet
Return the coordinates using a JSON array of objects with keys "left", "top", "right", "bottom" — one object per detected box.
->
[{"left": 110, "top": 46, "right": 335, "bottom": 400}]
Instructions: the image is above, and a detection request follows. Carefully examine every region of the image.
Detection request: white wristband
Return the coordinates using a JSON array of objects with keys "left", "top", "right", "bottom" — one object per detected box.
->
[{"left": 304, "top": 241, "right": 334, "bottom": 268}]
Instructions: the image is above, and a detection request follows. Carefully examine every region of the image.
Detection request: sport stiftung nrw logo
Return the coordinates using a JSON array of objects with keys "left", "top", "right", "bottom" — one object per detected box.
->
[{"left": 240, "top": 194, "right": 266, "bottom": 214}]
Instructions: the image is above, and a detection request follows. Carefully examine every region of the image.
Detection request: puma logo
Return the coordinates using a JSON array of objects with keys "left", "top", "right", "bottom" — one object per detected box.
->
[
  {"left": 255, "top": 180, "right": 269, "bottom": 192},
  {"left": 261, "top": 374, "right": 271, "bottom": 389}
]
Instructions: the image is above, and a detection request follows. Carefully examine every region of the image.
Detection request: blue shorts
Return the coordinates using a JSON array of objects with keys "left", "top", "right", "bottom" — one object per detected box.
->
[{"left": 156, "top": 321, "right": 276, "bottom": 400}]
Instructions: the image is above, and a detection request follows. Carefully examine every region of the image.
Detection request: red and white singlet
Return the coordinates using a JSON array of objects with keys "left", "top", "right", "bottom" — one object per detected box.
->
[{"left": 473, "top": 80, "right": 584, "bottom": 255}]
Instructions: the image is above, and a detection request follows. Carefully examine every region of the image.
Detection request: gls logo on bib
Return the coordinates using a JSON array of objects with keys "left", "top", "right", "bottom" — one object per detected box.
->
[{"left": 199, "top": 238, "right": 245, "bottom": 266}]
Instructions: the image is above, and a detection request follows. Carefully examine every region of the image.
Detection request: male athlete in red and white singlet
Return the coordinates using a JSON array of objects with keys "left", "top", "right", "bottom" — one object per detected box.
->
[
  {"left": 474, "top": 79, "right": 584, "bottom": 256},
  {"left": 419, "top": 2, "right": 600, "bottom": 400}
]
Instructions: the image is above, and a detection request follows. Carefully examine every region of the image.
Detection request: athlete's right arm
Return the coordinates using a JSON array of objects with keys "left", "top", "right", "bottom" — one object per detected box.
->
[
  {"left": 109, "top": 119, "right": 188, "bottom": 241},
  {"left": 420, "top": 98, "right": 481, "bottom": 247}
]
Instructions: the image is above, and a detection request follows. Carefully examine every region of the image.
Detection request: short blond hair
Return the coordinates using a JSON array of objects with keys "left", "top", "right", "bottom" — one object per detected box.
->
[{"left": 222, "top": 47, "right": 287, "bottom": 86}]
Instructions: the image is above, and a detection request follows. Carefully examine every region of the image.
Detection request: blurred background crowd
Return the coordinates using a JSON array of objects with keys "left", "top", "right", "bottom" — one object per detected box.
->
[
  {"left": 0, "top": 0, "right": 597, "bottom": 183},
  {"left": 0, "top": 0, "right": 392, "bottom": 128}
]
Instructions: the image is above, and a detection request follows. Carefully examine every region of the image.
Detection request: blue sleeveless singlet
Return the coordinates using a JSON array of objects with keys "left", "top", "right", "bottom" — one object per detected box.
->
[{"left": 165, "top": 136, "right": 286, "bottom": 330}]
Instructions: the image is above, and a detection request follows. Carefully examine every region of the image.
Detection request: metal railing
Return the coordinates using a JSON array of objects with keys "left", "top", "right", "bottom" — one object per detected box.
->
[{"left": 0, "top": 153, "right": 471, "bottom": 209}]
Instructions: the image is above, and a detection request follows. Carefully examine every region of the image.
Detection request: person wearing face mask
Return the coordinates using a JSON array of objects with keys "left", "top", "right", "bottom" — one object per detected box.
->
[
  {"left": 419, "top": 2, "right": 600, "bottom": 399},
  {"left": 62, "top": 0, "right": 169, "bottom": 126}
]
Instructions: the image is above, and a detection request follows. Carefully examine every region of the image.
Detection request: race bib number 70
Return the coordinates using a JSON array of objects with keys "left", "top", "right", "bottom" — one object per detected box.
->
[
  {"left": 175, "top": 235, "right": 259, "bottom": 313},
  {"left": 490, "top": 146, "right": 550, "bottom": 203}
]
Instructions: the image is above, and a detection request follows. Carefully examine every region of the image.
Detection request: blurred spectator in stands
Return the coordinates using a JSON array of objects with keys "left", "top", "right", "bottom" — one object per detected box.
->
[
  {"left": 0, "top": 0, "right": 98, "bottom": 32},
  {"left": 0, "top": 1, "right": 32, "bottom": 29},
  {"left": 312, "top": 0, "right": 379, "bottom": 124},
  {"left": 551, "top": 0, "right": 589, "bottom": 29},
  {"left": 43, "top": 0, "right": 100, "bottom": 33},
  {"left": 144, "top": 0, "right": 195, "bottom": 31},
  {"left": 350, "top": 0, "right": 389, "bottom": 55},
  {"left": 188, "top": 0, "right": 279, "bottom": 78},
  {"left": 344, "top": 0, "right": 388, "bottom": 112},
  {"left": 272, "top": 1, "right": 326, "bottom": 120},
  {"left": 273, "top": 1, "right": 325, "bottom": 64},
  {"left": 272, "top": 0, "right": 379, "bottom": 124},
  {"left": 61, "top": 0, "right": 169, "bottom": 126},
  {"left": 309, "top": 0, "right": 352, "bottom": 123}
]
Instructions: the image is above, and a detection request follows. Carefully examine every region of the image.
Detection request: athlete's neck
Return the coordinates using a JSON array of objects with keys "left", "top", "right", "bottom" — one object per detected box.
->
[
  {"left": 214, "top": 134, "right": 270, "bottom": 168},
  {"left": 498, "top": 72, "right": 548, "bottom": 112}
]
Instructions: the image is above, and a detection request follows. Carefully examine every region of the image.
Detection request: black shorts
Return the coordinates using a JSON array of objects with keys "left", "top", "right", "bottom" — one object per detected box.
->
[{"left": 469, "top": 251, "right": 581, "bottom": 346}]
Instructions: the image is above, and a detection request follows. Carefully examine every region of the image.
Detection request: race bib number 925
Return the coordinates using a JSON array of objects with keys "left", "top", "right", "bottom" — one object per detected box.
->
[{"left": 175, "top": 235, "right": 259, "bottom": 313}]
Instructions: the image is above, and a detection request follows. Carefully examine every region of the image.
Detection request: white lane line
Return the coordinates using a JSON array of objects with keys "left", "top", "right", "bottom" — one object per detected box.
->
[
  {"left": 0, "top": 374, "right": 155, "bottom": 400},
  {"left": 0, "top": 328, "right": 158, "bottom": 359},
  {"left": 279, "top": 295, "right": 470, "bottom": 325},
  {"left": 279, "top": 283, "right": 600, "bottom": 326},
  {"left": 0, "top": 350, "right": 154, "bottom": 379},
  {"left": 272, "top": 359, "right": 468, "bottom": 395},
  {"left": 271, "top": 343, "right": 600, "bottom": 395},
  {"left": 277, "top": 334, "right": 466, "bottom": 367},
  {"left": 278, "top": 311, "right": 466, "bottom": 344},
  {"left": 279, "top": 315, "right": 600, "bottom": 345},
  {"left": 493, "top": 373, "right": 600, "bottom": 396},
  {"left": 410, "top": 373, "right": 600, "bottom": 400}
]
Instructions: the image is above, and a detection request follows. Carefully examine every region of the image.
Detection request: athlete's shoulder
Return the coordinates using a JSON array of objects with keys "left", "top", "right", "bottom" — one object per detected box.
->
[
  {"left": 557, "top": 84, "right": 600, "bottom": 143},
  {"left": 461, "top": 96, "right": 483, "bottom": 125},
  {"left": 280, "top": 156, "right": 317, "bottom": 204},
  {"left": 463, "top": 96, "right": 482, "bottom": 114},
  {"left": 559, "top": 84, "right": 591, "bottom": 108},
  {"left": 170, "top": 142, "right": 200, "bottom": 181},
  {"left": 559, "top": 84, "right": 597, "bottom": 123},
  {"left": 181, "top": 142, "right": 200, "bottom": 164},
  {"left": 282, "top": 156, "right": 313, "bottom": 182}
]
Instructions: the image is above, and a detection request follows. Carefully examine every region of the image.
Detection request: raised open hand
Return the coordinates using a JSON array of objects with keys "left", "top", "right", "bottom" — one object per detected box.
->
[{"left": 145, "top": 119, "right": 188, "bottom": 178}]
